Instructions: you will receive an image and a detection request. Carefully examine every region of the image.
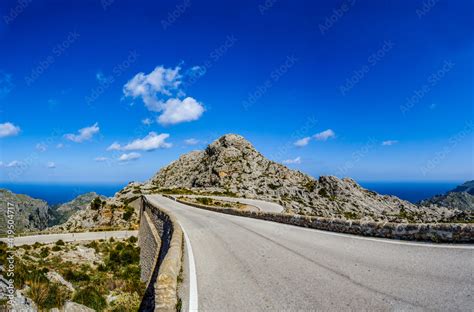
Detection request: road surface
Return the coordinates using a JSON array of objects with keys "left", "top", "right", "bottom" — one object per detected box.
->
[
  {"left": 177, "top": 194, "right": 284, "bottom": 213},
  {"left": 0, "top": 230, "right": 138, "bottom": 246},
  {"left": 147, "top": 195, "right": 474, "bottom": 311}
]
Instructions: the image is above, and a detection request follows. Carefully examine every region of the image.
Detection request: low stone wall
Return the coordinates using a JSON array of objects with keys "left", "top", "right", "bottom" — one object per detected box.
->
[
  {"left": 169, "top": 196, "right": 474, "bottom": 243},
  {"left": 138, "top": 196, "right": 183, "bottom": 312}
]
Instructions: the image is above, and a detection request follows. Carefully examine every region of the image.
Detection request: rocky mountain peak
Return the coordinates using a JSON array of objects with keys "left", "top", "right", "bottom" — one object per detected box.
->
[{"left": 206, "top": 134, "right": 258, "bottom": 157}]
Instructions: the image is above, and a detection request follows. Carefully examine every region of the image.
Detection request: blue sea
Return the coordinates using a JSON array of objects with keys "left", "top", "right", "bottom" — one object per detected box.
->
[
  {"left": 0, "top": 181, "right": 462, "bottom": 205},
  {"left": 0, "top": 182, "right": 127, "bottom": 205}
]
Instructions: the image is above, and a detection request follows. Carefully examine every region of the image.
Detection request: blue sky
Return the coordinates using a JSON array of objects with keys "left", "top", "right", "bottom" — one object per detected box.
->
[{"left": 0, "top": 0, "right": 472, "bottom": 183}]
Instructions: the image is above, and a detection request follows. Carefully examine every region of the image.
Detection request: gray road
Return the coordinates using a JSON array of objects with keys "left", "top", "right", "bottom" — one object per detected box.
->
[
  {"left": 178, "top": 194, "right": 284, "bottom": 213},
  {"left": 147, "top": 195, "right": 474, "bottom": 312},
  {"left": 0, "top": 230, "right": 138, "bottom": 246}
]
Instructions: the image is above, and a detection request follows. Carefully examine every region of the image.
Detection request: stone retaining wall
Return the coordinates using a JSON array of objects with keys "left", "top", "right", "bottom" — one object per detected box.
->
[
  {"left": 169, "top": 195, "right": 473, "bottom": 243},
  {"left": 138, "top": 196, "right": 183, "bottom": 312}
]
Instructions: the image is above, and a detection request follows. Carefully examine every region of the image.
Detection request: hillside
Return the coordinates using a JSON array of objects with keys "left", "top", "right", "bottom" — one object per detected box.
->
[
  {"left": 139, "top": 134, "right": 471, "bottom": 223},
  {"left": 0, "top": 189, "right": 54, "bottom": 233},
  {"left": 52, "top": 192, "right": 106, "bottom": 224},
  {"left": 419, "top": 180, "right": 474, "bottom": 211}
]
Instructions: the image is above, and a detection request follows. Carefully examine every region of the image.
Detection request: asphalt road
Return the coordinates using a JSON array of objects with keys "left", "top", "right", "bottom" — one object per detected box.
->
[
  {"left": 0, "top": 230, "right": 138, "bottom": 246},
  {"left": 178, "top": 194, "right": 284, "bottom": 213},
  {"left": 147, "top": 195, "right": 474, "bottom": 312}
]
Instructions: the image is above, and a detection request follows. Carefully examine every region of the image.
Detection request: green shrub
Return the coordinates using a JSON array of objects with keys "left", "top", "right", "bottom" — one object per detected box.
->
[
  {"left": 52, "top": 245, "right": 62, "bottom": 251},
  {"left": 64, "top": 269, "right": 90, "bottom": 283},
  {"left": 40, "top": 247, "right": 49, "bottom": 258},
  {"left": 91, "top": 197, "right": 103, "bottom": 210},
  {"left": 122, "top": 206, "right": 134, "bottom": 221},
  {"left": 56, "top": 240, "right": 65, "bottom": 246},
  {"left": 73, "top": 286, "right": 106, "bottom": 311}
]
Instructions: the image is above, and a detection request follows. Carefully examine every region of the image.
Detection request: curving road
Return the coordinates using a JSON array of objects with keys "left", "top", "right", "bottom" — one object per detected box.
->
[
  {"left": 177, "top": 194, "right": 284, "bottom": 213},
  {"left": 0, "top": 230, "right": 138, "bottom": 246},
  {"left": 147, "top": 195, "right": 474, "bottom": 312}
]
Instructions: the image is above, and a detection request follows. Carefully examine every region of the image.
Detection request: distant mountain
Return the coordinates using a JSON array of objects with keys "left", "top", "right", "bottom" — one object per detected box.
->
[
  {"left": 0, "top": 189, "right": 54, "bottom": 233},
  {"left": 137, "top": 134, "right": 471, "bottom": 223},
  {"left": 0, "top": 189, "right": 111, "bottom": 234},
  {"left": 52, "top": 192, "right": 106, "bottom": 224},
  {"left": 419, "top": 180, "right": 474, "bottom": 211}
]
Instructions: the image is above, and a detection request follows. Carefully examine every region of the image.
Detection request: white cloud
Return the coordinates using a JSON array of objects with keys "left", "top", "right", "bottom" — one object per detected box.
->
[
  {"left": 95, "top": 157, "right": 108, "bottom": 162},
  {"left": 107, "top": 142, "right": 121, "bottom": 151},
  {"left": 122, "top": 132, "right": 172, "bottom": 151},
  {"left": 56, "top": 143, "right": 64, "bottom": 149},
  {"left": 294, "top": 137, "right": 311, "bottom": 147},
  {"left": 123, "top": 66, "right": 205, "bottom": 125},
  {"left": 6, "top": 160, "right": 22, "bottom": 167},
  {"left": 47, "top": 162, "right": 56, "bottom": 169},
  {"left": 185, "top": 138, "right": 199, "bottom": 145},
  {"left": 283, "top": 156, "right": 302, "bottom": 165},
  {"left": 158, "top": 97, "right": 204, "bottom": 125},
  {"left": 314, "top": 129, "right": 335, "bottom": 141},
  {"left": 142, "top": 118, "right": 153, "bottom": 125},
  {"left": 123, "top": 66, "right": 182, "bottom": 111},
  {"left": 36, "top": 143, "right": 47, "bottom": 152},
  {"left": 382, "top": 140, "right": 398, "bottom": 146},
  {"left": 118, "top": 152, "right": 141, "bottom": 162},
  {"left": 0, "top": 122, "right": 20, "bottom": 138},
  {"left": 64, "top": 122, "right": 100, "bottom": 143}
]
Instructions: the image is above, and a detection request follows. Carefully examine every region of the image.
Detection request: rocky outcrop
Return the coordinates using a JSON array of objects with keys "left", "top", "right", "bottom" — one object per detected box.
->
[
  {"left": 143, "top": 134, "right": 471, "bottom": 223},
  {"left": 53, "top": 192, "right": 106, "bottom": 224},
  {"left": 50, "top": 184, "right": 141, "bottom": 232},
  {"left": 419, "top": 181, "right": 474, "bottom": 211},
  {"left": 0, "top": 189, "right": 54, "bottom": 233}
]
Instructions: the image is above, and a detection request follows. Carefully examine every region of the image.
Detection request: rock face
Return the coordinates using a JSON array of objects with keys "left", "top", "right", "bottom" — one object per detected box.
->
[
  {"left": 52, "top": 192, "right": 106, "bottom": 224},
  {"left": 51, "top": 186, "right": 140, "bottom": 232},
  {"left": 0, "top": 189, "right": 54, "bottom": 233},
  {"left": 145, "top": 134, "right": 471, "bottom": 223},
  {"left": 419, "top": 181, "right": 474, "bottom": 211}
]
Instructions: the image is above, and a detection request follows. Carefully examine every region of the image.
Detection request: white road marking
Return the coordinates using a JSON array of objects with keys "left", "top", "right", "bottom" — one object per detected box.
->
[{"left": 181, "top": 224, "right": 199, "bottom": 312}]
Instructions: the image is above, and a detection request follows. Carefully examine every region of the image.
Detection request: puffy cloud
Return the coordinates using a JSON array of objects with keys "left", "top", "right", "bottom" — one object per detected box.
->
[
  {"left": 123, "top": 65, "right": 205, "bottom": 125},
  {"left": 314, "top": 129, "right": 335, "bottom": 141},
  {"left": 107, "top": 142, "right": 121, "bottom": 151},
  {"left": 158, "top": 97, "right": 204, "bottom": 125},
  {"left": 123, "top": 66, "right": 182, "bottom": 111},
  {"left": 294, "top": 137, "right": 311, "bottom": 147},
  {"left": 122, "top": 132, "right": 172, "bottom": 151},
  {"left": 0, "top": 122, "right": 20, "bottom": 138},
  {"left": 109, "top": 132, "right": 172, "bottom": 152},
  {"left": 382, "top": 140, "right": 398, "bottom": 146},
  {"left": 283, "top": 156, "right": 301, "bottom": 165},
  {"left": 185, "top": 138, "right": 199, "bottom": 145},
  {"left": 36, "top": 143, "right": 47, "bottom": 152},
  {"left": 64, "top": 123, "right": 100, "bottom": 143},
  {"left": 95, "top": 157, "right": 108, "bottom": 162},
  {"left": 6, "top": 160, "right": 22, "bottom": 167},
  {"left": 47, "top": 162, "right": 56, "bottom": 168},
  {"left": 118, "top": 152, "right": 141, "bottom": 162},
  {"left": 142, "top": 118, "right": 153, "bottom": 125}
]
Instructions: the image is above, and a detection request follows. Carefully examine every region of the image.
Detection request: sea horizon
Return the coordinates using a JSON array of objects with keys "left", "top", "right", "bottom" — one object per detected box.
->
[{"left": 0, "top": 180, "right": 463, "bottom": 205}]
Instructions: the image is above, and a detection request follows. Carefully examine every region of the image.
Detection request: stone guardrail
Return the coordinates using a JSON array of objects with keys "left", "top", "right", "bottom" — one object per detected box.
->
[
  {"left": 167, "top": 195, "right": 474, "bottom": 243},
  {"left": 138, "top": 196, "right": 183, "bottom": 312}
]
